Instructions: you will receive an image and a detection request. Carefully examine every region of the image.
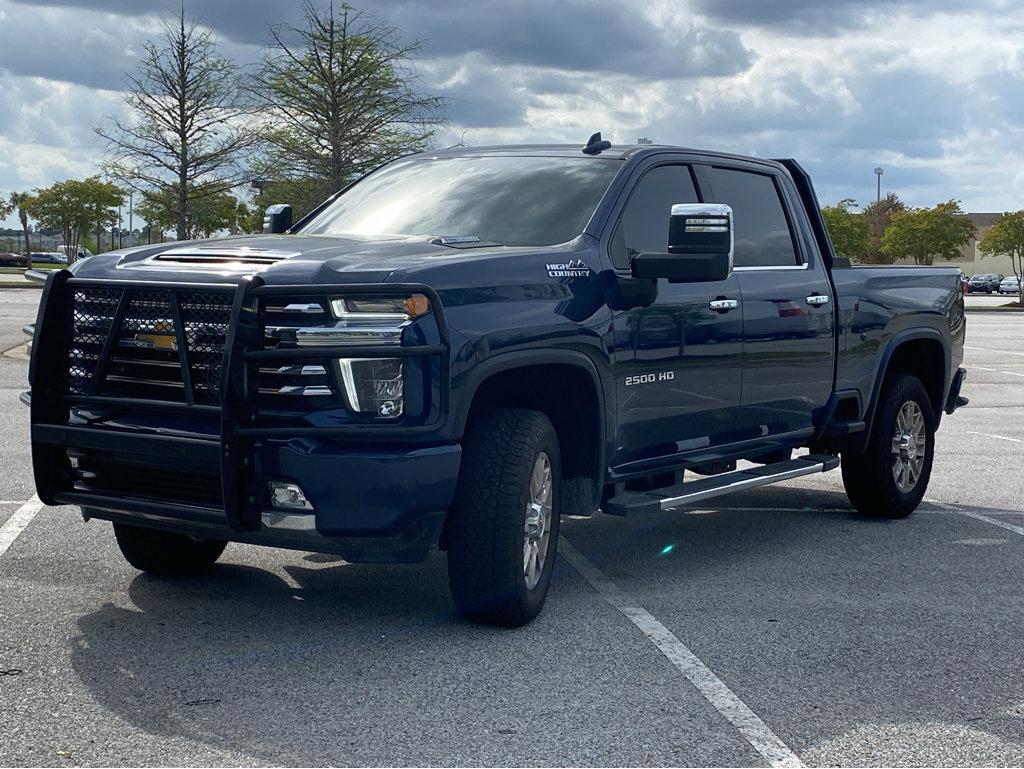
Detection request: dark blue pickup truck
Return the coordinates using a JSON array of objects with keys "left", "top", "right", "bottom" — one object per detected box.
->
[{"left": 27, "top": 138, "right": 967, "bottom": 626}]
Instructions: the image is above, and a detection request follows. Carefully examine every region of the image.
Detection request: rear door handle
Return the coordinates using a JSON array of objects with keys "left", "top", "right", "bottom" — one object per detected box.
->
[
  {"left": 806, "top": 294, "right": 830, "bottom": 306},
  {"left": 709, "top": 299, "right": 739, "bottom": 311}
]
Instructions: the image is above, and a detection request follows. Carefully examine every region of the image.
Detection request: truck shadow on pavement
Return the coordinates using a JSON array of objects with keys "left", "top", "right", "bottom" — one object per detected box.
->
[{"left": 65, "top": 487, "right": 1024, "bottom": 765}]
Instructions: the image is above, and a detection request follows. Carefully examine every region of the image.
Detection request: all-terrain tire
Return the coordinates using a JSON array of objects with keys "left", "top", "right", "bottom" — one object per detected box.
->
[
  {"left": 446, "top": 408, "right": 560, "bottom": 627},
  {"left": 113, "top": 523, "right": 227, "bottom": 575},
  {"left": 841, "top": 373, "right": 935, "bottom": 518}
]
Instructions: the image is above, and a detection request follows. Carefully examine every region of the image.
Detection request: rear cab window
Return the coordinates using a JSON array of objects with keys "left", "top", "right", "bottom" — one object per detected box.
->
[{"left": 706, "top": 166, "right": 801, "bottom": 268}]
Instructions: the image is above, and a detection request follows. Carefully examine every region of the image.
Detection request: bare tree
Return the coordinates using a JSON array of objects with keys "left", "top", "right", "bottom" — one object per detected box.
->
[
  {"left": 247, "top": 1, "right": 447, "bottom": 213},
  {"left": 96, "top": 7, "right": 255, "bottom": 240}
]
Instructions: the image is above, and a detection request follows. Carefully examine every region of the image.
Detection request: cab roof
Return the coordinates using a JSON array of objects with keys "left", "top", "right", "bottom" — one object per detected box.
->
[{"left": 412, "top": 143, "right": 788, "bottom": 172}]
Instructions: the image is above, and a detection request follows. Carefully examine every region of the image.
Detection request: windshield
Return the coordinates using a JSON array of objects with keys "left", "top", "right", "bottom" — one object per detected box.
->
[{"left": 301, "top": 155, "right": 622, "bottom": 246}]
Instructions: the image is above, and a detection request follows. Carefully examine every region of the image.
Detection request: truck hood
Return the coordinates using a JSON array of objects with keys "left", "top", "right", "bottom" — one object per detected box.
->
[{"left": 73, "top": 233, "right": 556, "bottom": 285}]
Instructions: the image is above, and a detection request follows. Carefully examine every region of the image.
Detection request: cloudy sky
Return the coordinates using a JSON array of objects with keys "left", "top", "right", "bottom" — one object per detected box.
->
[{"left": 1, "top": 0, "right": 1022, "bottom": 228}]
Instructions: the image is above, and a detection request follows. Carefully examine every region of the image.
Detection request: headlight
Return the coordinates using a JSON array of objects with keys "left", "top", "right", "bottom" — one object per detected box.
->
[
  {"left": 275, "top": 293, "right": 429, "bottom": 417},
  {"left": 338, "top": 357, "right": 404, "bottom": 417},
  {"left": 289, "top": 293, "right": 430, "bottom": 348},
  {"left": 330, "top": 293, "right": 430, "bottom": 320}
]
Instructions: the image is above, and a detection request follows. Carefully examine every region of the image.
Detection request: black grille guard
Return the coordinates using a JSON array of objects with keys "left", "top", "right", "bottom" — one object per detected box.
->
[{"left": 29, "top": 270, "right": 451, "bottom": 532}]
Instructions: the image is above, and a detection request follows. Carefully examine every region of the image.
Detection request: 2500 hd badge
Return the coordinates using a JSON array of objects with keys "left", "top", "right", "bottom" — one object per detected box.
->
[{"left": 625, "top": 371, "right": 675, "bottom": 386}]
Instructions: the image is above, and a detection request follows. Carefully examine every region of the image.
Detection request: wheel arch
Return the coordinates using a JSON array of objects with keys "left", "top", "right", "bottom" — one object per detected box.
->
[
  {"left": 865, "top": 328, "right": 948, "bottom": 435},
  {"left": 453, "top": 349, "right": 608, "bottom": 515}
]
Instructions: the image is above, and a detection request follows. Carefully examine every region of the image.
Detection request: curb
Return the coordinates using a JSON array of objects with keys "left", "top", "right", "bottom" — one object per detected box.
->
[
  {"left": 0, "top": 283, "right": 41, "bottom": 289},
  {"left": 965, "top": 306, "right": 1024, "bottom": 313}
]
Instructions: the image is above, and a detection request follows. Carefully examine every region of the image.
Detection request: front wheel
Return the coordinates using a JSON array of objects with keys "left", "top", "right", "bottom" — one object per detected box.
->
[
  {"left": 113, "top": 522, "right": 227, "bottom": 575},
  {"left": 446, "top": 409, "right": 561, "bottom": 627},
  {"left": 841, "top": 373, "right": 935, "bottom": 518}
]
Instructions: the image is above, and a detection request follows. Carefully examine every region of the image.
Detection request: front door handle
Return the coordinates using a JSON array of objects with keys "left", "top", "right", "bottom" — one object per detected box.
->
[
  {"left": 709, "top": 298, "right": 739, "bottom": 311},
  {"left": 806, "top": 294, "right": 830, "bottom": 306}
]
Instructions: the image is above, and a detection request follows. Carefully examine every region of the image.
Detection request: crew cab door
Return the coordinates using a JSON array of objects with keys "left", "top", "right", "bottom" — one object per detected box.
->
[
  {"left": 703, "top": 164, "right": 835, "bottom": 439},
  {"left": 608, "top": 162, "right": 743, "bottom": 466}
]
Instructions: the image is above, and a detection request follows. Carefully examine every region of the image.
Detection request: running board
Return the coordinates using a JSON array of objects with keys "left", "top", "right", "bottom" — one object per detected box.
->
[{"left": 603, "top": 454, "right": 840, "bottom": 517}]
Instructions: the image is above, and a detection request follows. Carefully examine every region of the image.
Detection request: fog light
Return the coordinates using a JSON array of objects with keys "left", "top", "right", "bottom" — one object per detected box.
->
[{"left": 269, "top": 481, "right": 313, "bottom": 510}]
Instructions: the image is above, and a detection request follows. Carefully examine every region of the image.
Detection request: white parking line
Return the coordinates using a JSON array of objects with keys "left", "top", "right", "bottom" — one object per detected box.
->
[
  {"left": 559, "top": 537, "right": 804, "bottom": 769},
  {"left": 971, "top": 366, "right": 1024, "bottom": 378},
  {"left": 966, "top": 430, "right": 1024, "bottom": 444},
  {"left": 927, "top": 499, "right": 1024, "bottom": 538},
  {"left": 0, "top": 495, "right": 44, "bottom": 559},
  {"left": 966, "top": 346, "right": 1024, "bottom": 357}
]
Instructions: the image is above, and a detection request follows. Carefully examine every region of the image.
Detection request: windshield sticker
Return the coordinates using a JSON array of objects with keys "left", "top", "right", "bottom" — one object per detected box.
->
[{"left": 546, "top": 259, "right": 591, "bottom": 278}]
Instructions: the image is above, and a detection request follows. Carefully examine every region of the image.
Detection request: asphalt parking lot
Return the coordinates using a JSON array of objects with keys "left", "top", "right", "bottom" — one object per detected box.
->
[{"left": 1, "top": 290, "right": 1022, "bottom": 767}]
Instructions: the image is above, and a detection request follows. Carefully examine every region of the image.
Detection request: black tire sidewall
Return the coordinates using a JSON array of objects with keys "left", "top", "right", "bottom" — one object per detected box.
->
[
  {"left": 113, "top": 522, "right": 226, "bottom": 574},
  {"left": 446, "top": 409, "right": 561, "bottom": 626},
  {"left": 843, "top": 373, "right": 935, "bottom": 517}
]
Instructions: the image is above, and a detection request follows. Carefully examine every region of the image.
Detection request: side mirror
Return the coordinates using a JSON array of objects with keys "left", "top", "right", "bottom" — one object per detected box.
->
[
  {"left": 631, "top": 203, "right": 733, "bottom": 283},
  {"left": 263, "top": 204, "right": 293, "bottom": 234}
]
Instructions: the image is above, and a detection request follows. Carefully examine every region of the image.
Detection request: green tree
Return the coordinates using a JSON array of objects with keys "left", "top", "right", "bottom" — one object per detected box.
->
[
  {"left": 82, "top": 179, "right": 124, "bottom": 254},
  {"left": 821, "top": 198, "right": 869, "bottom": 261},
  {"left": 247, "top": 2, "right": 447, "bottom": 213},
  {"left": 882, "top": 199, "right": 977, "bottom": 266},
  {"left": 978, "top": 211, "right": 1024, "bottom": 304},
  {"left": 138, "top": 186, "right": 241, "bottom": 239},
  {"left": 0, "top": 195, "right": 13, "bottom": 249},
  {"left": 233, "top": 201, "right": 262, "bottom": 234},
  {"left": 23, "top": 177, "right": 123, "bottom": 264},
  {"left": 860, "top": 193, "right": 906, "bottom": 264},
  {"left": 97, "top": 7, "right": 256, "bottom": 240},
  {"left": 8, "top": 191, "right": 34, "bottom": 255}
]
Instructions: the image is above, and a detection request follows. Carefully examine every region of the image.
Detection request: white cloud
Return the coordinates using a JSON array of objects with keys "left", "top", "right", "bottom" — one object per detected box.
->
[{"left": 2, "top": 0, "right": 1024, "bottom": 227}]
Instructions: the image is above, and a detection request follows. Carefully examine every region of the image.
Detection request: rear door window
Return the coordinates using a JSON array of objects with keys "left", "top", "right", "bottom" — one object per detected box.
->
[{"left": 707, "top": 167, "right": 800, "bottom": 268}]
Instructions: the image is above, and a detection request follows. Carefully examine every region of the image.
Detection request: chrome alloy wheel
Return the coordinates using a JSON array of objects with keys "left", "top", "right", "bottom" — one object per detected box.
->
[
  {"left": 523, "top": 452, "right": 553, "bottom": 590},
  {"left": 891, "top": 400, "right": 927, "bottom": 493}
]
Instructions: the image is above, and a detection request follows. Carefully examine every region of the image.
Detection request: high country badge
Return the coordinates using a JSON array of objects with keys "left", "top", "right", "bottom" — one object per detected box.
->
[{"left": 546, "top": 259, "right": 591, "bottom": 278}]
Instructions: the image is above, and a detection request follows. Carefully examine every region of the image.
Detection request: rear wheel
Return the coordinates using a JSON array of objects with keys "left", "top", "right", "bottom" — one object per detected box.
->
[
  {"left": 113, "top": 523, "right": 227, "bottom": 575},
  {"left": 841, "top": 373, "right": 935, "bottom": 518},
  {"left": 446, "top": 409, "right": 560, "bottom": 627}
]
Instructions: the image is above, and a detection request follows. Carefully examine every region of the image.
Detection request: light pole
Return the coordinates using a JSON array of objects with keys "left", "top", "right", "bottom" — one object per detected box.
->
[
  {"left": 874, "top": 166, "right": 884, "bottom": 202},
  {"left": 128, "top": 191, "right": 133, "bottom": 246}
]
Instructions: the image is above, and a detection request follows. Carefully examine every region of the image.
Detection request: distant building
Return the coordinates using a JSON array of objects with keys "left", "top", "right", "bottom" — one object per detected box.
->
[
  {"left": 946, "top": 213, "right": 1013, "bottom": 275},
  {"left": 636, "top": 137, "right": 654, "bottom": 145}
]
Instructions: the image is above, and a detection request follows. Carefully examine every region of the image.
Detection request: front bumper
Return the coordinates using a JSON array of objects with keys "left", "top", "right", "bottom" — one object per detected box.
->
[
  {"left": 34, "top": 423, "right": 460, "bottom": 562},
  {"left": 28, "top": 271, "right": 457, "bottom": 563}
]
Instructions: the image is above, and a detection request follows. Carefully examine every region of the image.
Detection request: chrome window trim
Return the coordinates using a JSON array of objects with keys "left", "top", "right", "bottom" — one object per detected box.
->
[{"left": 733, "top": 263, "right": 810, "bottom": 272}]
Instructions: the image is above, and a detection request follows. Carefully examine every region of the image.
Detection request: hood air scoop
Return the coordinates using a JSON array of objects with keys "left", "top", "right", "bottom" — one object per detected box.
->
[{"left": 152, "top": 246, "right": 302, "bottom": 265}]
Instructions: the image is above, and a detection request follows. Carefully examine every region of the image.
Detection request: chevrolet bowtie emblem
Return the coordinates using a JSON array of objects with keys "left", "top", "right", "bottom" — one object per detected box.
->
[{"left": 132, "top": 332, "right": 177, "bottom": 350}]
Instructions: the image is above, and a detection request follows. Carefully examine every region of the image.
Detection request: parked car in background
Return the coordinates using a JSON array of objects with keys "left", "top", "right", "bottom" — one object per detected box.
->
[
  {"left": 57, "top": 245, "right": 93, "bottom": 261},
  {"left": 30, "top": 252, "right": 69, "bottom": 265},
  {"left": 999, "top": 275, "right": 1021, "bottom": 295},
  {"left": 0, "top": 252, "right": 30, "bottom": 268},
  {"left": 968, "top": 273, "right": 1004, "bottom": 293}
]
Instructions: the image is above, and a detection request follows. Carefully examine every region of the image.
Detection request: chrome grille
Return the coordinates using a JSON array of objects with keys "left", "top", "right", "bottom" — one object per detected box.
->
[
  {"left": 180, "top": 292, "right": 233, "bottom": 405},
  {"left": 258, "top": 297, "right": 342, "bottom": 408},
  {"left": 68, "top": 288, "right": 120, "bottom": 395},
  {"left": 65, "top": 286, "right": 233, "bottom": 405},
  {"left": 104, "top": 290, "right": 182, "bottom": 402}
]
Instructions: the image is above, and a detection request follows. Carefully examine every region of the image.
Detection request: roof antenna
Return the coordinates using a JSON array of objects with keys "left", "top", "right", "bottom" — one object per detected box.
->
[{"left": 582, "top": 131, "right": 612, "bottom": 155}]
